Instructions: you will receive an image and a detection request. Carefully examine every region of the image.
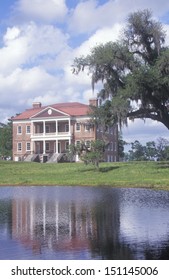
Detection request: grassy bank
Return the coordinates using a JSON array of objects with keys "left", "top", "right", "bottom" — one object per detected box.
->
[{"left": 0, "top": 160, "right": 169, "bottom": 190}]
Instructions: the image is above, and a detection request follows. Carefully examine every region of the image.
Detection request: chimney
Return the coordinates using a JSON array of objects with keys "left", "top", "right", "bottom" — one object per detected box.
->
[
  {"left": 89, "top": 98, "right": 98, "bottom": 107},
  {"left": 32, "top": 102, "right": 42, "bottom": 109}
]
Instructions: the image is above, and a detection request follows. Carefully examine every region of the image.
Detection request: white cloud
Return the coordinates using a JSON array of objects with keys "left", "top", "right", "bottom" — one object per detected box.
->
[
  {"left": 75, "top": 23, "right": 123, "bottom": 57},
  {"left": 68, "top": 0, "right": 169, "bottom": 35},
  {"left": 14, "top": 0, "right": 68, "bottom": 23},
  {"left": 122, "top": 119, "right": 169, "bottom": 145},
  {"left": 0, "top": 22, "right": 69, "bottom": 75}
]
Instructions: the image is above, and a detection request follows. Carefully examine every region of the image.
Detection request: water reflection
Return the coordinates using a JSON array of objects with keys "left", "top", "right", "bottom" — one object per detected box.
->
[{"left": 0, "top": 186, "right": 169, "bottom": 259}]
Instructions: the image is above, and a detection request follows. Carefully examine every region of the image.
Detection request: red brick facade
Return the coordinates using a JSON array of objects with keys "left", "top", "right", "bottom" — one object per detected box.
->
[{"left": 12, "top": 100, "right": 119, "bottom": 162}]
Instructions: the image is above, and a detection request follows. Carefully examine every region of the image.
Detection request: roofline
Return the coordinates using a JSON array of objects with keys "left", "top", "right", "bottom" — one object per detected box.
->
[{"left": 31, "top": 106, "right": 70, "bottom": 119}]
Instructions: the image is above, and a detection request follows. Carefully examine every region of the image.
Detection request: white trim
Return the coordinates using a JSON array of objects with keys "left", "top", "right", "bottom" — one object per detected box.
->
[
  {"left": 31, "top": 106, "right": 70, "bottom": 119},
  {"left": 13, "top": 120, "right": 31, "bottom": 124},
  {"left": 31, "top": 117, "right": 71, "bottom": 123}
]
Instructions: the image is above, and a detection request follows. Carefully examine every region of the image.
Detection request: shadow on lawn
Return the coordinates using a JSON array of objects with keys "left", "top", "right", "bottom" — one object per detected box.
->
[
  {"left": 79, "top": 166, "right": 120, "bottom": 173},
  {"left": 99, "top": 166, "right": 120, "bottom": 173},
  {"left": 156, "top": 162, "right": 169, "bottom": 169}
]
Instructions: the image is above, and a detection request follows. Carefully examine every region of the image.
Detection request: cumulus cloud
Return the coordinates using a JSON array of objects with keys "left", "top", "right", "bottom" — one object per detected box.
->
[
  {"left": 0, "top": 22, "right": 69, "bottom": 75},
  {"left": 0, "top": 0, "right": 169, "bottom": 145},
  {"left": 13, "top": 0, "right": 68, "bottom": 23},
  {"left": 75, "top": 23, "right": 123, "bottom": 57},
  {"left": 68, "top": 0, "right": 169, "bottom": 35}
]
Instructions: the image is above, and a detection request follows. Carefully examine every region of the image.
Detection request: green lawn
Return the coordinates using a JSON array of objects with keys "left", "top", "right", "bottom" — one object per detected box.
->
[{"left": 0, "top": 160, "right": 169, "bottom": 190}]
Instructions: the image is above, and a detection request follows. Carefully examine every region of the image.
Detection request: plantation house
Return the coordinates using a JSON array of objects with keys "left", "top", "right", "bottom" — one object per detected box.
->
[{"left": 12, "top": 99, "right": 118, "bottom": 163}]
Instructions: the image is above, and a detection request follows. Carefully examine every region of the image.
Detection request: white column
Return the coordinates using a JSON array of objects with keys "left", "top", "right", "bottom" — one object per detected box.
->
[
  {"left": 43, "top": 140, "right": 45, "bottom": 154},
  {"left": 43, "top": 121, "right": 45, "bottom": 135},
  {"left": 69, "top": 137, "right": 71, "bottom": 146},
  {"left": 31, "top": 141, "right": 34, "bottom": 154}
]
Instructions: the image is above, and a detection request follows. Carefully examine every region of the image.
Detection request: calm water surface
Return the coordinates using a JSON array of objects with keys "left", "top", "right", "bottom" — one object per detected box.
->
[{"left": 0, "top": 186, "right": 169, "bottom": 260}]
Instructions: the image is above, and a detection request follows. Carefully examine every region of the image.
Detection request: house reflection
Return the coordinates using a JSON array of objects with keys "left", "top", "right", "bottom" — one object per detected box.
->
[
  {"left": 12, "top": 198, "right": 98, "bottom": 255},
  {"left": 11, "top": 190, "right": 133, "bottom": 259},
  {"left": 2, "top": 187, "right": 169, "bottom": 259}
]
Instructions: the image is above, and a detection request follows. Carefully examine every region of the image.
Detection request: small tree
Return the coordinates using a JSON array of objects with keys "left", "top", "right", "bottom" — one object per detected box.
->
[
  {"left": 81, "top": 140, "right": 106, "bottom": 169},
  {"left": 68, "top": 140, "right": 106, "bottom": 169}
]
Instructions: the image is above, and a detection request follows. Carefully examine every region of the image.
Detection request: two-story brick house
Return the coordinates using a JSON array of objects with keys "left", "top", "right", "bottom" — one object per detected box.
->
[{"left": 12, "top": 99, "right": 118, "bottom": 162}]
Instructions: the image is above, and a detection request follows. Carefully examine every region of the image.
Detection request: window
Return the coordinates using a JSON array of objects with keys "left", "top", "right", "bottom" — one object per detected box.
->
[
  {"left": 86, "top": 140, "right": 91, "bottom": 149},
  {"left": 85, "top": 124, "right": 90, "bottom": 131},
  {"left": 45, "top": 125, "right": 50, "bottom": 133},
  {"left": 17, "top": 142, "right": 22, "bottom": 151},
  {"left": 65, "top": 124, "right": 69, "bottom": 132},
  {"left": 26, "top": 142, "right": 31, "bottom": 151},
  {"left": 107, "top": 143, "right": 110, "bottom": 151},
  {"left": 76, "top": 123, "right": 81, "bottom": 131},
  {"left": 17, "top": 126, "right": 22, "bottom": 134},
  {"left": 76, "top": 140, "right": 80, "bottom": 148},
  {"left": 114, "top": 142, "right": 117, "bottom": 152},
  {"left": 26, "top": 125, "right": 31, "bottom": 134},
  {"left": 45, "top": 142, "right": 50, "bottom": 151}
]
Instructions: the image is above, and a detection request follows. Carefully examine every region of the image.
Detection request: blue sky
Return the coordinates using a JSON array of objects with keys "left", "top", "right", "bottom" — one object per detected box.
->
[{"left": 0, "top": 0, "right": 169, "bottom": 145}]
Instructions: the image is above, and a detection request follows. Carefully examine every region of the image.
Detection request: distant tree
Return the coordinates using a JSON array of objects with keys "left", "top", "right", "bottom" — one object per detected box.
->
[
  {"left": 0, "top": 120, "right": 12, "bottom": 158},
  {"left": 156, "top": 137, "right": 169, "bottom": 160},
  {"left": 128, "top": 140, "right": 146, "bottom": 161},
  {"left": 145, "top": 141, "right": 157, "bottom": 160},
  {"left": 73, "top": 10, "right": 169, "bottom": 130}
]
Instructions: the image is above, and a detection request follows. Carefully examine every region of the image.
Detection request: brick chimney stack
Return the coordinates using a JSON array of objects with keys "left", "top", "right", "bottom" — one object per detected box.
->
[{"left": 32, "top": 102, "right": 42, "bottom": 109}]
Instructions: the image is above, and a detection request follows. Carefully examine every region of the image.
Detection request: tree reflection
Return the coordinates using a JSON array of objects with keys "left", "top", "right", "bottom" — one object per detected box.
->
[{"left": 0, "top": 187, "right": 169, "bottom": 260}]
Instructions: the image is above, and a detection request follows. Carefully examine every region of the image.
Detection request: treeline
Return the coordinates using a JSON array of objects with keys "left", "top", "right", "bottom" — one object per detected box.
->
[
  {"left": 0, "top": 121, "right": 12, "bottom": 159},
  {"left": 124, "top": 138, "right": 169, "bottom": 161}
]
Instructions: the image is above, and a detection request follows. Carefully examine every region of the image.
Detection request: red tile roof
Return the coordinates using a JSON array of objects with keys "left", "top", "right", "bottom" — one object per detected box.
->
[{"left": 12, "top": 102, "right": 90, "bottom": 120}]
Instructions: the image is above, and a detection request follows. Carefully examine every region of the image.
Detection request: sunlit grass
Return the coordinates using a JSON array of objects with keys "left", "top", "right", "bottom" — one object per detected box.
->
[{"left": 0, "top": 160, "right": 169, "bottom": 190}]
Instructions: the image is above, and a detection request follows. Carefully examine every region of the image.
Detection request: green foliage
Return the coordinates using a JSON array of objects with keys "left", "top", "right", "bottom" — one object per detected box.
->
[
  {"left": 125, "top": 138, "right": 169, "bottom": 161},
  {"left": 68, "top": 140, "right": 106, "bottom": 169},
  {"left": 118, "top": 132, "right": 127, "bottom": 159},
  {"left": 0, "top": 121, "right": 12, "bottom": 158},
  {"left": 73, "top": 9, "right": 169, "bottom": 129},
  {"left": 156, "top": 137, "right": 169, "bottom": 160},
  {"left": 89, "top": 100, "right": 117, "bottom": 133},
  {"left": 80, "top": 140, "right": 106, "bottom": 169}
]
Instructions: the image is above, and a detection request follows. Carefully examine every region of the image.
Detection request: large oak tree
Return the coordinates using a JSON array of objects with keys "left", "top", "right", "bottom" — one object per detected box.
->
[{"left": 73, "top": 10, "right": 169, "bottom": 129}]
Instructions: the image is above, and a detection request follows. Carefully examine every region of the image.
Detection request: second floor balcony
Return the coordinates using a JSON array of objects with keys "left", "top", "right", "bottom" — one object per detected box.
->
[{"left": 32, "top": 120, "right": 70, "bottom": 137}]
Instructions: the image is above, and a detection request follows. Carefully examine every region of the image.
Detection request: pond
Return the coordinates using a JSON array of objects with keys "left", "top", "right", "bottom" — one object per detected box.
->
[{"left": 0, "top": 186, "right": 169, "bottom": 260}]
